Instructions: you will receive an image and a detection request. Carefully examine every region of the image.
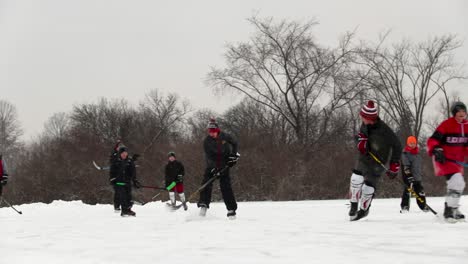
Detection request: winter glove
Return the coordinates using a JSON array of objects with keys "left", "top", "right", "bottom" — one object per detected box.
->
[
  {"left": 404, "top": 174, "right": 415, "bottom": 185},
  {"left": 227, "top": 152, "right": 241, "bottom": 167},
  {"left": 1, "top": 174, "right": 8, "bottom": 186},
  {"left": 133, "top": 179, "right": 142, "bottom": 189},
  {"left": 386, "top": 162, "right": 400, "bottom": 179},
  {"left": 176, "top": 174, "right": 183, "bottom": 183},
  {"left": 356, "top": 132, "right": 368, "bottom": 154},
  {"left": 210, "top": 168, "right": 221, "bottom": 176},
  {"left": 433, "top": 147, "right": 445, "bottom": 164},
  {"left": 403, "top": 167, "right": 411, "bottom": 175}
]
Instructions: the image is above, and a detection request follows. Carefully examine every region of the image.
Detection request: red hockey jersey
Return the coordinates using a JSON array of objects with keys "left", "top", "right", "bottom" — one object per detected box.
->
[{"left": 427, "top": 117, "right": 468, "bottom": 176}]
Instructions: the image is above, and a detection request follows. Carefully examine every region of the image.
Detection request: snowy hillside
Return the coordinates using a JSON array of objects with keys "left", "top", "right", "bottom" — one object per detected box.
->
[{"left": 1, "top": 197, "right": 467, "bottom": 264}]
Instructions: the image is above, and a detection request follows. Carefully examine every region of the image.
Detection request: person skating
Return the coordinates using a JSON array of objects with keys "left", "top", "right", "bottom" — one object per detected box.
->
[
  {"left": 427, "top": 101, "right": 468, "bottom": 223},
  {"left": 400, "top": 136, "right": 429, "bottom": 213},
  {"left": 109, "top": 144, "right": 141, "bottom": 217},
  {"left": 0, "top": 155, "right": 8, "bottom": 197},
  {"left": 165, "top": 151, "right": 187, "bottom": 210},
  {"left": 348, "top": 100, "right": 402, "bottom": 221},
  {"left": 198, "top": 118, "right": 240, "bottom": 219}
]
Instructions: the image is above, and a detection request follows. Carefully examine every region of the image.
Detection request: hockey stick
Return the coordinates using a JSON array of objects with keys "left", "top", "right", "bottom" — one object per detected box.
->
[
  {"left": 92, "top": 161, "right": 110, "bottom": 171},
  {"left": 0, "top": 197, "right": 23, "bottom": 214},
  {"left": 93, "top": 160, "right": 140, "bottom": 171},
  {"left": 446, "top": 159, "right": 468, "bottom": 167},
  {"left": 187, "top": 166, "right": 230, "bottom": 202},
  {"left": 141, "top": 185, "right": 167, "bottom": 191},
  {"left": 368, "top": 152, "right": 438, "bottom": 215}
]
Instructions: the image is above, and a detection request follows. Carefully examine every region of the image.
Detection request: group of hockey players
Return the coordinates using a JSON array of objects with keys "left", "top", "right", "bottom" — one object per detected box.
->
[
  {"left": 349, "top": 100, "right": 467, "bottom": 223},
  {"left": 0, "top": 101, "right": 466, "bottom": 223},
  {"left": 108, "top": 118, "right": 240, "bottom": 219}
]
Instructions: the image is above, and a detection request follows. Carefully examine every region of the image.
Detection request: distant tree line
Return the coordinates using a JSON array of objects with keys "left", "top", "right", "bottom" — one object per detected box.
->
[{"left": 1, "top": 16, "right": 466, "bottom": 205}]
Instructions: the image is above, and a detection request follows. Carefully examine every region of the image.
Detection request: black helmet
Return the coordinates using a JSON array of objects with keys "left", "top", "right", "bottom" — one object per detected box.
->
[
  {"left": 451, "top": 101, "right": 467, "bottom": 116},
  {"left": 168, "top": 151, "right": 176, "bottom": 158}
]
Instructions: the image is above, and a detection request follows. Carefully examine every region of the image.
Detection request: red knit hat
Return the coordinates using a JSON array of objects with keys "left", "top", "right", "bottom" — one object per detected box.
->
[
  {"left": 207, "top": 118, "right": 220, "bottom": 133},
  {"left": 360, "top": 100, "right": 378, "bottom": 120}
]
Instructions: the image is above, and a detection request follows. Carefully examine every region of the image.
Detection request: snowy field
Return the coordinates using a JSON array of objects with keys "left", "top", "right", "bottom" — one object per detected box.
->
[{"left": 1, "top": 197, "right": 467, "bottom": 264}]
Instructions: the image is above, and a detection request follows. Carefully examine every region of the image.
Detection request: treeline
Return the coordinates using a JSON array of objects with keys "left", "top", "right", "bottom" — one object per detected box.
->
[{"left": 1, "top": 16, "right": 466, "bottom": 205}]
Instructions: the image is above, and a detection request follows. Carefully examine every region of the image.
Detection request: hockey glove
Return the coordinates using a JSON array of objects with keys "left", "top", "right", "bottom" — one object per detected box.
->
[
  {"left": 133, "top": 179, "right": 142, "bottom": 189},
  {"left": 356, "top": 132, "right": 368, "bottom": 154},
  {"left": 432, "top": 147, "right": 445, "bottom": 164},
  {"left": 227, "top": 152, "right": 241, "bottom": 167},
  {"left": 386, "top": 162, "right": 400, "bottom": 179},
  {"left": 1, "top": 174, "right": 8, "bottom": 186},
  {"left": 176, "top": 174, "right": 183, "bottom": 183},
  {"left": 404, "top": 174, "right": 415, "bottom": 185}
]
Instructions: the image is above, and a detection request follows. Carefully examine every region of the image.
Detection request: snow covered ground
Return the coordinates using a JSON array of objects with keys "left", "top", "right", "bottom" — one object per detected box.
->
[{"left": 1, "top": 197, "right": 467, "bottom": 264}]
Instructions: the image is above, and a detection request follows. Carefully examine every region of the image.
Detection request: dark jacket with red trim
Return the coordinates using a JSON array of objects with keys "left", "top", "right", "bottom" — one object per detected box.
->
[
  {"left": 203, "top": 131, "right": 238, "bottom": 169},
  {"left": 427, "top": 117, "right": 468, "bottom": 176},
  {"left": 356, "top": 119, "right": 402, "bottom": 176}
]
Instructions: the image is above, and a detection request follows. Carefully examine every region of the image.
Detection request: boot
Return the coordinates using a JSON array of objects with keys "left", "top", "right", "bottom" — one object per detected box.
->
[
  {"left": 348, "top": 202, "right": 358, "bottom": 217},
  {"left": 400, "top": 206, "right": 409, "bottom": 214},
  {"left": 121, "top": 208, "right": 136, "bottom": 217},
  {"left": 454, "top": 208, "right": 465, "bottom": 221},
  {"left": 443, "top": 203, "right": 464, "bottom": 223},
  {"left": 350, "top": 208, "right": 370, "bottom": 221},
  {"left": 227, "top": 210, "right": 236, "bottom": 220}
]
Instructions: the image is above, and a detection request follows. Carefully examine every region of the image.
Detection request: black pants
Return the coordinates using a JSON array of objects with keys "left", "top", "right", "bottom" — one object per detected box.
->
[
  {"left": 115, "top": 185, "right": 133, "bottom": 210},
  {"left": 198, "top": 167, "right": 237, "bottom": 211},
  {"left": 401, "top": 181, "right": 426, "bottom": 210},
  {"left": 113, "top": 185, "right": 121, "bottom": 209}
]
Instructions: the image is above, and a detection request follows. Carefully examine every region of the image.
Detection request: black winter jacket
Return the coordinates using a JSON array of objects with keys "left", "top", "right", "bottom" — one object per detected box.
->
[
  {"left": 165, "top": 160, "right": 185, "bottom": 183},
  {"left": 356, "top": 119, "right": 402, "bottom": 176},
  {"left": 109, "top": 157, "right": 137, "bottom": 185},
  {"left": 204, "top": 131, "right": 238, "bottom": 169}
]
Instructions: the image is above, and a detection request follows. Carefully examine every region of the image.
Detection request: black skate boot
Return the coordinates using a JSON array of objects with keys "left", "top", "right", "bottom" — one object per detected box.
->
[
  {"left": 350, "top": 209, "right": 370, "bottom": 221},
  {"left": 443, "top": 203, "right": 464, "bottom": 223},
  {"left": 400, "top": 206, "right": 409, "bottom": 214},
  {"left": 348, "top": 202, "right": 358, "bottom": 218},
  {"left": 227, "top": 210, "right": 236, "bottom": 220},
  {"left": 182, "top": 202, "right": 188, "bottom": 211},
  {"left": 121, "top": 208, "right": 136, "bottom": 217}
]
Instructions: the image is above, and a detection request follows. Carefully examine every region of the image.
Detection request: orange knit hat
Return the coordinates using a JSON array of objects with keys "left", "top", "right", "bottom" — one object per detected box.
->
[{"left": 406, "top": 136, "right": 417, "bottom": 145}]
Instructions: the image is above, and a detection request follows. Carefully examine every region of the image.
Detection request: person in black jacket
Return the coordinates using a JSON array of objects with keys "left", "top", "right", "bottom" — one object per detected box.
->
[
  {"left": 165, "top": 151, "right": 187, "bottom": 210},
  {"left": 348, "top": 100, "right": 402, "bottom": 221},
  {"left": 109, "top": 144, "right": 141, "bottom": 217},
  {"left": 198, "top": 118, "right": 240, "bottom": 219}
]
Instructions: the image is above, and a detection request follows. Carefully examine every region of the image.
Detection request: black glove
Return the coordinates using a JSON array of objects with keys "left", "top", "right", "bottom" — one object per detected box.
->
[
  {"left": 405, "top": 174, "right": 415, "bottom": 186},
  {"left": 1, "top": 174, "right": 8, "bottom": 186},
  {"left": 176, "top": 174, "right": 183, "bottom": 183},
  {"left": 133, "top": 179, "right": 142, "bottom": 189},
  {"left": 210, "top": 168, "right": 220, "bottom": 176},
  {"left": 227, "top": 153, "right": 240, "bottom": 167},
  {"left": 433, "top": 147, "right": 445, "bottom": 163}
]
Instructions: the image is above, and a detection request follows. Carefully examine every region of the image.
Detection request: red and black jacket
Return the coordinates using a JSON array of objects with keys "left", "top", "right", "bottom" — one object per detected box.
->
[{"left": 427, "top": 117, "right": 468, "bottom": 176}]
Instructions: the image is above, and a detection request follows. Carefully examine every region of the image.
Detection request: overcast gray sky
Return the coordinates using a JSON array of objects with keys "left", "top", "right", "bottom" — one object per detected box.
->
[{"left": 1, "top": 0, "right": 467, "bottom": 139}]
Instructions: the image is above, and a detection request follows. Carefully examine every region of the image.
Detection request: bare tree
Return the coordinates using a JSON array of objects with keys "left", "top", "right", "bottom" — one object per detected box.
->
[
  {"left": 137, "top": 89, "right": 192, "bottom": 154},
  {"left": 358, "top": 34, "right": 466, "bottom": 138},
  {"left": 207, "top": 16, "right": 362, "bottom": 155},
  {"left": 43, "top": 112, "right": 70, "bottom": 140},
  {"left": 0, "top": 100, "right": 22, "bottom": 154}
]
